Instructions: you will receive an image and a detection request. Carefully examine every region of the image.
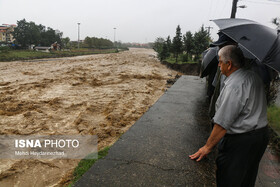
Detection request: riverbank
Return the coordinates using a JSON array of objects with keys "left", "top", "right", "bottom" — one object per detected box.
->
[
  {"left": 0, "top": 48, "right": 126, "bottom": 62},
  {"left": 160, "top": 60, "right": 200, "bottom": 75}
]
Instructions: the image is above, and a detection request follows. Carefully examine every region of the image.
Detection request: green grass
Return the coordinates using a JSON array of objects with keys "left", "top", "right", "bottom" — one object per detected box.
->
[
  {"left": 0, "top": 48, "right": 119, "bottom": 62},
  {"left": 68, "top": 146, "right": 110, "bottom": 187},
  {"left": 164, "top": 53, "right": 199, "bottom": 64},
  {"left": 268, "top": 105, "right": 280, "bottom": 134},
  {"left": 165, "top": 56, "right": 177, "bottom": 64},
  {"left": 165, "top": 56, "right": 197, "bottom": 64}
]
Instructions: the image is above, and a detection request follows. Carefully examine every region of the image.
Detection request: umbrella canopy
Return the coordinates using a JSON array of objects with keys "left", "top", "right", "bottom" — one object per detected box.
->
[
  {"left": 263, "top": 36, "right": 280, "bottom": 72},
  {"left": 200, "top": 47, "right": 218, "bottom": 78},
  {"left": 200, "top": 43, "right": 256, "bottom": 79},
  {"left": 212, "top": 18, "right": 280, "bottom": 72}
]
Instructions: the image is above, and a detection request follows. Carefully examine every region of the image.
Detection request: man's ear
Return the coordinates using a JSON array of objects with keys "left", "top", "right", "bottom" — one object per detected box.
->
[{"left": 227, "top": 60, "right": 232, "bottom": 70}]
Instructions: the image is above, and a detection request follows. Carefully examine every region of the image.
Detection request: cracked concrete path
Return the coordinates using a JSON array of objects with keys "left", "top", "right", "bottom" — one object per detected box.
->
[{"left": 73, "top": 76, "right": 217, "bottom": 186}]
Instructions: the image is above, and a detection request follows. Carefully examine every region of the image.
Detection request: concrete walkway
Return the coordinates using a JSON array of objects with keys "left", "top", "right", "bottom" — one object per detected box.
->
[
  {"left": 256, "top": 148, "right": 280, "bottom": 186},
  {"left": 74, "top": 75, "right": 280, "bottom": 187}
]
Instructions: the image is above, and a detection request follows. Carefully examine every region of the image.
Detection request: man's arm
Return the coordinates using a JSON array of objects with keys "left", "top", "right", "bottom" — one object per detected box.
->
[{"left": 189, "top": 124, "right": 227, "bottom": 162}]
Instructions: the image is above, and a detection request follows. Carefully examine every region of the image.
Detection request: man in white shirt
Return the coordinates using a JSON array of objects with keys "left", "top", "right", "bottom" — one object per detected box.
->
[{"left": 189, "top": 45, "right": 269, "bottom": 187}]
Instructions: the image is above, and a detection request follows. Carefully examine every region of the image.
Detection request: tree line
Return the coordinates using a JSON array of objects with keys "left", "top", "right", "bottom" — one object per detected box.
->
[
  {"left": 11, "top": 19, "right": 117, "bottom": 50},
  {"left": 12, "top": 19, "right": 64, "bottom": 48},
  {"left": 84, "top": 36, "right": 114, "bottom": 49},
  {"left": 153, "top": 25, "right": 210, "bottom": 63}
]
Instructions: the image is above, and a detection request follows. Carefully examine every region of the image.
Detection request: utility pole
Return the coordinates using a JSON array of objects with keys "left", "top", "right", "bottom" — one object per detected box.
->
[
  {"left": 231, "top": 0, "right": 238, "bottom": 18},
  {"left": 113, "top": 27, "right": 116, "bottom": 48},
  {"left": 205, "top": 26, "right": 213, "bottom": 35},
  {"left": 78, "top": 23, "right": 81, "bottom": 49}
]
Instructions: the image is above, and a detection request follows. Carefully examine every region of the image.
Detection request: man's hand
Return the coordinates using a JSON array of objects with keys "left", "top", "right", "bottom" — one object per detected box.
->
[
  {"left": 189, "top": 146, "right": 211, "bottom": 162},
  {"left": 189, "top": 124, "right": 227, "bottom": 162}
]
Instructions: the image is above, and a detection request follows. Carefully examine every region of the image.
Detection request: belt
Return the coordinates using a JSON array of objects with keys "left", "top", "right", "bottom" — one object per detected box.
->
[{"left": 224, "top": 126, "right": 268, "bottom": 137}]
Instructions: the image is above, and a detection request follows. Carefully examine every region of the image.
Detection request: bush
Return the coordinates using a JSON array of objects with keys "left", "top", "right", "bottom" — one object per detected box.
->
[
  {"left": 0, "top": 46, "right": 10, "bottom": 52},
  {"left": 181, "top": 53, "right": 188, "bottom": 62},
  {"left": 268, "top": 105, "right": 280, "bottom": 132}
]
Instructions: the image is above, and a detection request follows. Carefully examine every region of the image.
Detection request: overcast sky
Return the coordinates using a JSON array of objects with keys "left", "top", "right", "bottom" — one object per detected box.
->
[{"left": 0, "top": 0, "right": 279, "bottom": 43}]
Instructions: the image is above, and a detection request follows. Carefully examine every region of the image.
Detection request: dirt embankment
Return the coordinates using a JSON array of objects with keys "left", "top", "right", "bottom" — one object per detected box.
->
[
  {"left": 161, "top": 61, "right": 200, "bottom": 76},
  {"left": 0, "top": 48, "right": 179, "bottom": 186}
]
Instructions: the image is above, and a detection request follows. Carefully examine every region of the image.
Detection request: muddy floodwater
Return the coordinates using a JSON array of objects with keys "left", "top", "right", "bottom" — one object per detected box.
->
[{"left": 0, "top": 48, "right": 179, "bottom": 186}]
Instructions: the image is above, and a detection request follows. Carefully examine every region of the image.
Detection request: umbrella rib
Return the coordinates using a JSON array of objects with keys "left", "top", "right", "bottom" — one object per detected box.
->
[
  {"left": 263, "top": 64, "right": 279, "bottom": 73},
  {"left": 237, "top": 43, "right": 261, "bottom": 61},
  {"left": 219, "top": 23, "right": 257, "bottom": 30}
]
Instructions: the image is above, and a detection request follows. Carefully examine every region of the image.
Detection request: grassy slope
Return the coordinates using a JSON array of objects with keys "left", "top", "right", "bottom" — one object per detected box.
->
[
  {"left": 68, "top": 146, "right": 110, "bottom": 186},
  {"left": 0, "top": 49, "right": 118, "bottom": 62},
  {"left": 268, "top": 105, "right": 280, "bottom": 134}
]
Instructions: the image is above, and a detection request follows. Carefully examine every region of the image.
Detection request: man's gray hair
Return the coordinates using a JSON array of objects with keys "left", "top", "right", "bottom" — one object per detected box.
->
[{"left": 218, "top": 45, "right": 245, "bottom": 68}]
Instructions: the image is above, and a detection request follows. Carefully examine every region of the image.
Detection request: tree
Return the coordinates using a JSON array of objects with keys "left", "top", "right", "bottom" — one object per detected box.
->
[
  {"left": 62, "top": 37, "right": 70, "bottom": 48},
  {"left": 193, "top": 25, "right": 210, "bottom": 60},
  {"left": 183, "top": 31, "right": 194, "bottom": 61},
  {"left": 12, "top": 19, "right": 39, "bottom": 47},
  {"left": 172, "top": 25, "right": 183, "bottom": 63},
  {"left": 153, "top": 37, "right": 167, "bottom": 61},
  {"left": 12, "top": 19, "right": 63, "bottom": 48},
  {"left": 84, "top": 36, "right": 93, "bottom": 48},
  {"left": 158, "top": 42, "right": 169, "bottom": 61},
  {"left": 83, "top": 36, "right": 113, "bottom": 49},
  {"left": 153, "top": 37, "right": 165, "bottom": 53},
  {"left": 166, "top": 35, "right": 172, "bottom": 54},
  {"left": 272, "top": 17, "right": 280, "bottom": 30},
  {"left": 40, "top": 27, "right": 62, "bottom": 46},
  {"left": 28, "top": 21, "right": 41, "bottom": 46}
]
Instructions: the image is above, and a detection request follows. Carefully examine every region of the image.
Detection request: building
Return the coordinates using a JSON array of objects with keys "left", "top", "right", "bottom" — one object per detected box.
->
[{"left": 0, "top": 24, "right": 16, "bottom": 43}]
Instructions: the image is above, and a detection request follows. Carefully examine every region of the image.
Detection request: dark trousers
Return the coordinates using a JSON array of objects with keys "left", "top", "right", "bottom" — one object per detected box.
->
[{"left": 216, "top": 126, "right": 269, "bottom": 187}]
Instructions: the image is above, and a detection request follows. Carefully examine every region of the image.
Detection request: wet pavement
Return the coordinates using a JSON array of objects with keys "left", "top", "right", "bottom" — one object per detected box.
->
[
  {"left": 74, "top": 75, "right": 280, "bottom": 187},
  {"left": 256, "top": 147, "right": 280, "bottom": 186},
  {"left": 255, "top": 81, "right": 280, "bottom": 186}
]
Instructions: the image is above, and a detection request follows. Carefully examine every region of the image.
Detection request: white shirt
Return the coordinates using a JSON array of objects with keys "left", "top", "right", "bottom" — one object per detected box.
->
[{"left": 213, "top": 68, "right": 268, "bottom": 134}]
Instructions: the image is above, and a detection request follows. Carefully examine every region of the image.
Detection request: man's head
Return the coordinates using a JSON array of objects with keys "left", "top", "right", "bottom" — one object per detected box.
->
[{"left": 218, "top": 45, "right": 245, "bottom": 76}]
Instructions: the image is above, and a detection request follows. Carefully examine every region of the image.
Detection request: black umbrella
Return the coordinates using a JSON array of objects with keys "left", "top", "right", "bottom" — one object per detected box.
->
[
  {"left": 212, "top": 18, "right": 280, "bottom": 72},
  {"left": 200, "top": 47, "right": 218, "bottom": 78},
  {"left": 201, "top": 36, "right": 256, "bottom": 79}
]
